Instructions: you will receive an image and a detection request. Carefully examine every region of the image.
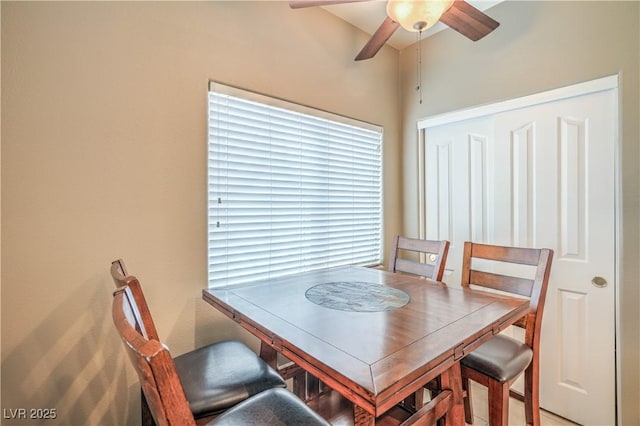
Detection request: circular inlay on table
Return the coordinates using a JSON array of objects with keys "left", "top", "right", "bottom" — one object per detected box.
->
[{"left": 305, "top": 281, "right": 410, "bottom": 312}]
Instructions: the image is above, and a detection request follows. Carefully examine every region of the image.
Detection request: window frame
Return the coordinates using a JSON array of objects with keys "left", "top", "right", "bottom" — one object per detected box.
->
[{"left": 207, "top": 81, "right": 384, "bottom": 288}]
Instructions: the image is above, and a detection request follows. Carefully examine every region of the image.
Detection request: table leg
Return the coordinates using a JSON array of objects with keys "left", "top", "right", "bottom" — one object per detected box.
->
[
  {"left": 440, "top": 362, "right": 464, "bottom": 426},
  {"left": 259, "top": 342, "right": 308, "bottom": 399},
  {"left": 259, "top": 341, "right": 278, "bottom": 369},
  {"left": 353, "top": 405, "right": 375, "bottom": 426}
]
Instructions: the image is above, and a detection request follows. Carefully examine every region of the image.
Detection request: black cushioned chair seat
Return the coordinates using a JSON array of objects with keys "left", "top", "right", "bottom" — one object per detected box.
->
[
  {"left": 208, "top": 388, "right": 330, "bottom": 426},
  {"left": 460, "top": 334, "right": 533, "bottom": 383},
  {"left": 174, "top": 340, "right": 286, "bottom": 417}
]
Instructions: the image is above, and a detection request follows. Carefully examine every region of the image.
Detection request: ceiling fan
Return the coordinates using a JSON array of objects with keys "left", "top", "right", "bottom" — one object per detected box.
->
[{"left": 289, "top": 0, "right": 500, "bottom": 61}]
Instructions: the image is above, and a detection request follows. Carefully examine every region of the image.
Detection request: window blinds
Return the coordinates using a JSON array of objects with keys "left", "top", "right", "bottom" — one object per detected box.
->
[{"left": 208, "top": 82, "right": 383, "bottom": 287}]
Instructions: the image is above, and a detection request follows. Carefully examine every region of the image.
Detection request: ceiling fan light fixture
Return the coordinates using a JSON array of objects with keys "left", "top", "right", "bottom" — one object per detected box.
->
[{"left": 386, "top": 0, "right": 455, "bottom": 32}]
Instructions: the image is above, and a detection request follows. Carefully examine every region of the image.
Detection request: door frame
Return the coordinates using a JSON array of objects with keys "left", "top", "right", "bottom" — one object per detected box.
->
[{"left": 416, "top": 74, "right": 620, "bottom": 421}]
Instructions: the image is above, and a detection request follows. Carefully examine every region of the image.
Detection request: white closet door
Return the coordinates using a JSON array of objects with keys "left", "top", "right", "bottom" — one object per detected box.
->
[{"left": 423, "top": 88, "right": 616, "bottom": 425}]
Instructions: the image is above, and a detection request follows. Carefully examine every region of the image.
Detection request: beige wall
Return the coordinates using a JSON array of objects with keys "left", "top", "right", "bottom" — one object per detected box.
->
[
  {"left": 0, "top": 2, "right": 401, "bottom": 424},
  {"left": 4, "top": 1, "right": 638, "bottom": 425},
  {"left": 399, "top": 1, "right": 639, "bottom": 424}
]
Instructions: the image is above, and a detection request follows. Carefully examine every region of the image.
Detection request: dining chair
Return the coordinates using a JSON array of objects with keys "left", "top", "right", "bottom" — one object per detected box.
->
[
  {"left": 112, "top": 286, "right": 330, "bottom": 426},
  {"left": 459, "top": 242, "right": 553, "bottom": 426},
  {"left": 110, "top": 259, "right": 287, "bottom": 424},
  {"left": 388, "top": 236, "right": 450, "bottom": 281}
]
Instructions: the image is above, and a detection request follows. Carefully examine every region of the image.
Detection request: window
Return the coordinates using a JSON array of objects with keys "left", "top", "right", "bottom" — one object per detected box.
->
[{"left": 207, "top": 82, "right": 383, "bottom": 287}]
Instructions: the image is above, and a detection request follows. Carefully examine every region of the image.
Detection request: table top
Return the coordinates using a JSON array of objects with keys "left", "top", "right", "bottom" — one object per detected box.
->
[{"left": 202, "top": 265, "right": 529, "bottom": 416}]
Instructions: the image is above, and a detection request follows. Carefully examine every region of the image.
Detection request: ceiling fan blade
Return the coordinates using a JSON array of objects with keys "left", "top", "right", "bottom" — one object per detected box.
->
[
  {"left": 439, "top": 0, "right": 500, "bottom": 41},
  {"left": 289, "top": 0, "right": 372, "bottom": 9},
  {"left": 355, "top": 17, "right": 400, "bottom": 61}
]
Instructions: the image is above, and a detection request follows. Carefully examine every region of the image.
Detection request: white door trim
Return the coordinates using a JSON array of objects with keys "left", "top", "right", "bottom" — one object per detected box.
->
[
  {"left": 417, "top": 75, "right": 618, "bottom": 129},
  {"left": 416, "top": 74, "right": 621, "bottom": 423}
]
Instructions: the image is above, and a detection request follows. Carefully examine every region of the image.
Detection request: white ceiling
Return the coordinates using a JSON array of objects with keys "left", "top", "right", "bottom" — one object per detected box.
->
[{"left": 321, "top": 0, "right": 503, "bottom": 50}]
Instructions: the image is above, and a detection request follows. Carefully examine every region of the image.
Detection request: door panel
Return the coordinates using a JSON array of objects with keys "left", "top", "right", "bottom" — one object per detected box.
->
[{"left": 424, "top": 117, "right": 493, "bottom": 288}]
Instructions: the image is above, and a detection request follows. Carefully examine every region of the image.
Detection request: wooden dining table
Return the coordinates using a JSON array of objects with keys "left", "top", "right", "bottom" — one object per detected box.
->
[{"left": 202, "top": 265, "right": 530, "bottom": 425}]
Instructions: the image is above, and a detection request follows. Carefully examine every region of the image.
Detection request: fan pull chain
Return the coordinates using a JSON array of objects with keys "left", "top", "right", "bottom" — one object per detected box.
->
[{"left": 416, "top": 30, "right": 423, "bottom": 104}]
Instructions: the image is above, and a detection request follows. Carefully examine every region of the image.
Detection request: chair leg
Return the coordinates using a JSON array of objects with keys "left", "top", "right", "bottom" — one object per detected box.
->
[
  {"left": 523, "top": 362, "right": 541, "bottom": 426},
  {"left": 141, "top": 389, "right": 156, "bottom": 426},
  {"left": 487, "top": 380, "right": 509, "bottom": 426},
  {"left": 462, "top": 376, "right": 474, "bottom": 424}
]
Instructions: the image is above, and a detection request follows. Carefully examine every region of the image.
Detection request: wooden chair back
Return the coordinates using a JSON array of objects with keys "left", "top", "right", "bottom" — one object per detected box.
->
[
  {"left": 112, "top": 286, "right": 196, "bottom": 426},
  {"left": 460, "top": 241, "right": 553, "bottom": 348},
  {"left": 110, "top": 259, "right": 131, "bottom": 287},
  {"left": 389, "top": 236, "right": 450, "bottom": 281},
  {"left": 110, "top": 259, "right": 160, "bottom": 341}
]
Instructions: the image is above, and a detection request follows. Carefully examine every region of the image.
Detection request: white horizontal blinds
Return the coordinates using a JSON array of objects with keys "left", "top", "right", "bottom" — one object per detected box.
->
[{"left": 208, "top": 83, "right": 383, "bottom": 287}]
